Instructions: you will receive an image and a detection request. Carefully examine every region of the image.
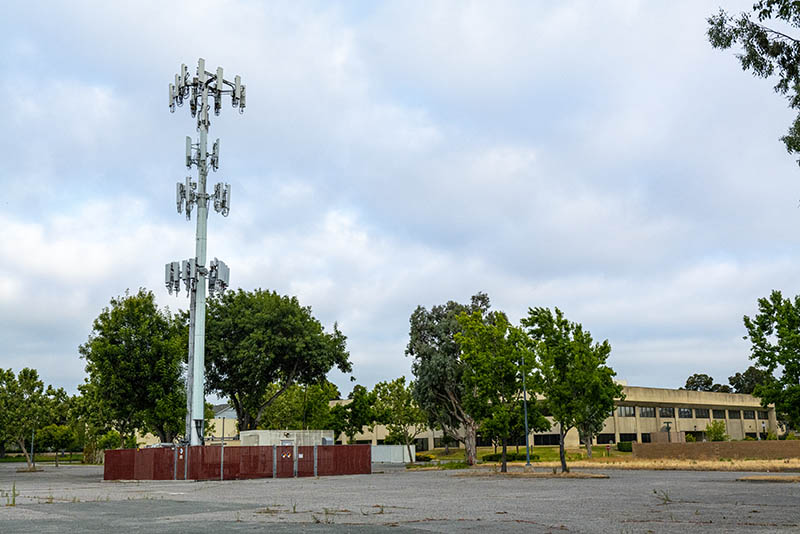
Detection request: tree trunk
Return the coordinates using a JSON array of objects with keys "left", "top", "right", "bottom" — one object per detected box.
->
[
  {"left": 0, "top": 441, "right": 5, "bottom": 458},
  {"left": 444, "top": 440, "right": 450, "bottom": 455},
  {"left": 16, "top": 438, "right": 32, "bottom": 470},
  {"left": 501, "top": 437, "right": 508, "bottom": 473},
  {"left": 407, "top": 442, "right": 414, "bottom": 463},
  {"left": 464, "top": 421, "right": 478, "bottom": 466},
  {"left": 585, "top": 436, "right": 593, "bottom": 459},
  {"left": 559, "top": 429, "right": 569, "bottom": 473}
]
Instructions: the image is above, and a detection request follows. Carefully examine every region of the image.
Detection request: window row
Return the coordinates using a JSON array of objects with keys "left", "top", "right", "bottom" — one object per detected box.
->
[{"left": 618, "top": 406, "right": 769, "bottom": 420}]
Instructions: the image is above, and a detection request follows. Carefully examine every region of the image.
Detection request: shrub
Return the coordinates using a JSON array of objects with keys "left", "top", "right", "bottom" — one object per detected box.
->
[
  {"left": 481, "top": 452, "right": 540, "bottom": 462},
  {"left": 415, "top": 454, "right": 433, "bottom": 462},
  {"left": 705, "top": 420, "right": 728, "bottom": 442},
  {"left": 766, "top": 430, "right": 778, "bottom": 440},
  {"left": 616, "top": 442, "right": 633, "bottom": 452},
  {"left": 783, "top": 431, "right": 798, "bottom": 440},
  {"left": 685, "top": 434, "right": 696, "bottom": 443}
]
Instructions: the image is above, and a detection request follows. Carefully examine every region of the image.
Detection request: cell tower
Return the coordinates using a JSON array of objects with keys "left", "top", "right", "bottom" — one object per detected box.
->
[{"left": 165, "top": 58, "right": 245, "bottom": 446}]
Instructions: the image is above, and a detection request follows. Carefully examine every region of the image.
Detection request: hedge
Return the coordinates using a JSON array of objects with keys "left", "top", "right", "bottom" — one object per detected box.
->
[{"left": 481, "top": 452, "right": 540, "bottom": 462}]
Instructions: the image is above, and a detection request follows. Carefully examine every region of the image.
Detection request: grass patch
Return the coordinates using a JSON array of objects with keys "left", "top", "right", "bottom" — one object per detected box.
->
[
  {"left": 0, "top": 453, "right": 83, "bottom": 464},
  {"left": 424, "top": 445, "right": 627, "bottom": 463}
]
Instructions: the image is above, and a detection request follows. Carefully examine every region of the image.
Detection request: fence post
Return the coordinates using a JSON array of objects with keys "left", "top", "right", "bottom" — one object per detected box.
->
[
  {"left": 272, "top": 445, "right": 277, "bottom": 479},
  {"left": 173, "top": 445, "right": 177, "bottom": 481},
  {"left": 220, "top": 442, "right": 224, "bottom": 481},
  {"left": 293, "top": 444, "right": 298, "bottom": 478},
  {"left": 314, "top": 445, "right": 318, "bottom": 477}
]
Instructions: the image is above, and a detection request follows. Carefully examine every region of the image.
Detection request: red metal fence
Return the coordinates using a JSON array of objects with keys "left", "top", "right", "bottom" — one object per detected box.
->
[{"left": 104, "top": 444, "right": 371, "bottom": 481}]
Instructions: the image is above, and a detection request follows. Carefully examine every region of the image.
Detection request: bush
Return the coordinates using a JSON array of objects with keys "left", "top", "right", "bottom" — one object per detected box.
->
[
  {"left": 783, "top": 431, "right": 798, "bottom": 440},
  {"left": 616, "top": 442, "right": 633, "bottom": 452},
  {"left": 481, "top": 452, "right": 540, "bottom": 462},
  {"left": 705, "top": 420, "right": 729, "bottom": 442},
  {"left": 685, "top": 434, "right": 696, "bottom": 443},
  {"left": 415, "top": 454, "right": 433, "bottom": 462}
]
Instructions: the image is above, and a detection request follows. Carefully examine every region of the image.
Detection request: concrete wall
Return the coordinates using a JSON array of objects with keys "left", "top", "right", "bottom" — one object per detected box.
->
[
  {"left": 240, "top": 430, "right": 334, "bottom": 447},
  {"left": 632, "top": 440, "right": 800, "bottom": 460},
  {"left": 371, "top": 444, "right": 415, "bottom": 463}
]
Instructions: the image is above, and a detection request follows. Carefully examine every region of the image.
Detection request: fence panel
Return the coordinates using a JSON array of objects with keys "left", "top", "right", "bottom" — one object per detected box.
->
[
  {"left": 276, "top": 445, "right": 294, "bottom": 478},
  {"left": 104, "top": 449, "right": 136, "bottom": 480},
  {"left": 297, "top": 446, "right": 315, "bottom": 477},
  {"left": 238, "top": 446, "right": 273, "bottom": 479}
]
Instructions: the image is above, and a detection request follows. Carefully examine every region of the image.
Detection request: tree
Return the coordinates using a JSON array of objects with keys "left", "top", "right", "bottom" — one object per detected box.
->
[
  {"left": 0, "top": 368, "right": 50, "bottom": 469},
  {"left": 406, "top": 292, "right": 490, "bottom": 465},
  {"left": 258, "top": 381, "right": 340, "bottom": 430},
  {"left": 708, "top": 1, "right": 800, "bottom": 163},
  {"left": 205, "top": 289, "right": 350, "bottom": 431},
  {"left": 684, "top": 373, "right": 714, "bottom": 391},
  {"left": 373, "top": 377, "right": 428, "bottom": 463},
  {"left": 743, "top": 290, "right": 800, "bottom": 429},
  {"left": 38, "top": 424, "right": 78, "bottom": 466},
  {"left": 728, "top": 365, "right": 777, "bottom": 394},
  {"left": 79, "top": 289, "right": 186, "bottom": 444},
  {"left": 329, "top": 385, "right": 376, "bottom": 443},
  {"left": 521, "top": 307, "right": 623, "bottom": 473},
  {"left": 683, "top": 374, "right": 732, "bottom": 393},
  {"left": 456, "top": 310, "right": 549, "bottom": 472},
  {"left": 705, "top": 420, "right": 729, "bottom": 442}
]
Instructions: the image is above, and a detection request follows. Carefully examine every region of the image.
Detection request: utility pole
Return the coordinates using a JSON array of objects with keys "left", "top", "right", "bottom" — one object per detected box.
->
[{"left": 165, "top": 58, "right": 245, "bottom": 446}]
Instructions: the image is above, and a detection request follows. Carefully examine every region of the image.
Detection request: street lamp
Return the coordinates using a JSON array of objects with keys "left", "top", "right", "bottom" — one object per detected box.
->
[{"left": 522, "top": 352, "right": 531, "bottom": 468}]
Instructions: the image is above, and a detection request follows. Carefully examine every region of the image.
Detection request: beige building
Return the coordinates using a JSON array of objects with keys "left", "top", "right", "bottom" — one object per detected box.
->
[
  {"left": 343, "top": 386, "right": 778, "bottom": 450},
  {"left": 139, "top": 385, "right": 777, "bottom": 450}
]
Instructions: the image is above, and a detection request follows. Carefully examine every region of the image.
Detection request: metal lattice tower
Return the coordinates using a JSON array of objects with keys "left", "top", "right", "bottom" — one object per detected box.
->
[{"left": 165, "top": 58, "right": 245, "bottom": 446}]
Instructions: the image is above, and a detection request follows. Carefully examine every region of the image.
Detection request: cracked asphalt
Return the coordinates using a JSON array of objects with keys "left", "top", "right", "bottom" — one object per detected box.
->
[{"left": 0, "top": 462, "right": 798, "bottom": 533}]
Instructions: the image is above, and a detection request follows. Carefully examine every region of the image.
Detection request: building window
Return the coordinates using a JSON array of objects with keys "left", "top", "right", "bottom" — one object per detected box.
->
[
  {"left": 596, "top": 433, "right": 615, "bottom": 444},
  {"left": 641, "top": 433, "right": 651, "bottom": 443},
  {"left": 639, "top": 406, "right": 656, "bottom": 417},
  {"left": 745, "top": 432, "right": 758, "bottom": 439},
  {"left": 678, "top": 408, "right": 693, "bottom": 418},
  {"left": 414, "top": 438, "right": 429, "bottom": 451},
  {"left": 619, "top": 433, "right": 637, "bottom": 442},
  {"left": 758, "top": 411, "right": 769, "bottom": 420},
  {"left": 618, "top": 406, "right": 635, "bottom": 417},
  {"left": 743, "top": 410, "right": 755, "bottom": 420},
  {"left": 728, "top": 410, "right": 741, "bottom": 419},
  {"left": 695, "top": 408, "right": 709, "bottom": 418},
  {"left": 713, "top": 409, "right": 726, "bottom": 419},
  {"left": 533, "top": 434, "right": 560, "bottom": 446},
  {"left": 659, "top": 407, "right": 675, "bottom": 418}
]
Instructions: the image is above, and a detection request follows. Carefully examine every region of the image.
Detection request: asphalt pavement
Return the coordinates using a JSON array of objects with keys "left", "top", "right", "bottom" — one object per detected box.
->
[{"left": 0, "top": 462, "right": 798, "bottom": 533}]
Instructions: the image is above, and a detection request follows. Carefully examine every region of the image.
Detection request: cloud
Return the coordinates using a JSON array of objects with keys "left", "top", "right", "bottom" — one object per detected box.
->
[{"left": 1, "top": 1, "right": 798, "bottom": 399}]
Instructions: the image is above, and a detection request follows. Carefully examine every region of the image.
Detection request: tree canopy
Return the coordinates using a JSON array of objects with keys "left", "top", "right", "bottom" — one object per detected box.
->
[
  {"left": 406, "top": 292, "right": 490, "bottom": 465},
  {"left": 205, "top": 289, "right": 351, "bottom": 431},
  {"left": 743, "top": 290, "right": 800, "bottom": 429},
  {"left": 257, "top": 381, "right": 340, "bottom": 431},
  {"left": 708, "top": 1, "right": 800, "bottom": 162},
  {"left": 728, "top": 365, "right": 777, "bottom": 395},
  {"left": 79, "top": 289, "right": 185, "bottom": 443},
  {"left": 522, "top": 307, "right": 622, "bottom": 473},
  {"left": 329, "top": 384, "right": 376, "bottom": 443},
  {"left": 683, "top": 373, "right": 732, "bottom": 393},
  {"left": 373, "top": 377, "right": 428, "bottom": 462}
]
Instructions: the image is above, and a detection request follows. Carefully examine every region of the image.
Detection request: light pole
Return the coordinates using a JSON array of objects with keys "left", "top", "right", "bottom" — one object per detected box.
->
[
  {"left": 165, "top": 59, "right": 244, "bottom": 446},
  {"left": 522, "top": 352, "right": 531, "bottom": 468}
]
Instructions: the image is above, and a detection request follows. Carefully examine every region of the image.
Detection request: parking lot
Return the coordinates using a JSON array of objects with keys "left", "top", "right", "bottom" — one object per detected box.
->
[{"left": 0, "top": 462, "right": 798, "bottom": 533}]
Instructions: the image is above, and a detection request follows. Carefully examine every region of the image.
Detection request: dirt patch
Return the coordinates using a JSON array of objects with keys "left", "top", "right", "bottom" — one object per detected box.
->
[
  {"left": 453, "top": 471, "right": 608, "bottom": 479},
  {"left": 737, "top": 475, "right": 800, "bottom": 483}
]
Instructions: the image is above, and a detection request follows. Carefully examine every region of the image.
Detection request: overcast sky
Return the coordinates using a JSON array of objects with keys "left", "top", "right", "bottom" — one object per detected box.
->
[{"left": 2, "top": 1, "right": 798, "bottom": 398}]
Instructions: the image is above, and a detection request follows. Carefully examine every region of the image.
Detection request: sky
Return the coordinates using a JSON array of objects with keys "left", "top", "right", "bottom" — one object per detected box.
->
[{"left": 2, "top": 1, "right": 799, "bottom": 399}]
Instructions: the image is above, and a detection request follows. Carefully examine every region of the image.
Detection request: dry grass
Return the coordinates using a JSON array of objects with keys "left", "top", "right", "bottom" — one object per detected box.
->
[{"left": 528, "top": 457, "right": 800, "bottom": 472}]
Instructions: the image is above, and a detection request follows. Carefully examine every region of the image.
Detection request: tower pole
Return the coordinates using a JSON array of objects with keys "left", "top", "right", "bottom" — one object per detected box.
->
[{"left": 167, "top": 58, "right": 243, "bottom": 447}]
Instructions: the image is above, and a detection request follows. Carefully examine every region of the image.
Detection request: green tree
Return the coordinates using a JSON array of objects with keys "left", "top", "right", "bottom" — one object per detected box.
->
[
  {"left": 683, "top": 374, "right": 732, "bottom": 393},
  {"left": 258, "top": 381, "right": 340, "bottom": 430},
  {"left": 684, "top": 373, "right": 714, "bottom": 391},
  {"left": 38, "top": 424, "right": 78, "bottom": 466},
  {"left": 728, "top": 365, "right": 777, "bottom": 394},
  {"left": 406, "top": 292, "right": 490, "bottom": 465},
  {"left": 330, "top": 385, "right": 376, "bottom": 443},
  {"left": 0, "top": 368, "right": 49, "bottom": 469},
  {"left": 521, "top": 307, "right": 623, "bottom": 473},
  {"left": 373, "top": 377, "right": 428, "bottom": 463},
  {"left": 705, "top": 420, "right": 729, "bottom": 441},
  {"left": 708, "top": 1, "right": 800, "bottom": 163},
  {"left": 79, "top": 289, "right": 186, "bottom": 444},
  {"left": 743, "top": 290, "right": 800, "bottom": 429},
  {"left": 456, "top": 311, "right": 549, "bottom": 472},
  {"left": 204, "top": 289, "right": 349, "bottom": 431}
]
